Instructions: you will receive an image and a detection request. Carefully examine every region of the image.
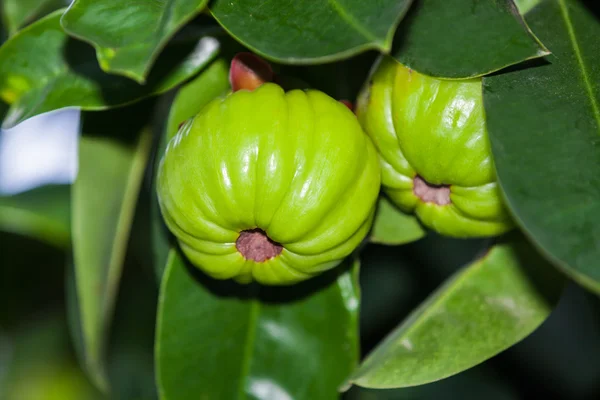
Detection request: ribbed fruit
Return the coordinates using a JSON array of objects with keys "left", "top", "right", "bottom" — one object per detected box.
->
[
  {"left": 157, "top": 83, "right": 380, "bottom": 285},
  {"left": 356, "top": 56, "right": 513, "bottom": 237}
]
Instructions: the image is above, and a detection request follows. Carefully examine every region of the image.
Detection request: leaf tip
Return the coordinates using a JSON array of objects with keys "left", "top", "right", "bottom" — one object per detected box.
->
[
  {"left": 96, "top": 49, "right": 149, "bottom": 84},
  {"left": 537, "top": 48, "right": 552, "bottom": 57},
  {"left": 338, "top": 380, "right": 353, "bottom": 393}
]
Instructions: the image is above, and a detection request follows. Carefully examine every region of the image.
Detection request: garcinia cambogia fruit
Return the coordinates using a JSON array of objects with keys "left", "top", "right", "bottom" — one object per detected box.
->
[
  {"left": 356, "top": 56, "right": 513, "bottom": 238},
  {"left": 157, "top": 82, "right": 381, "bottom": 285}
]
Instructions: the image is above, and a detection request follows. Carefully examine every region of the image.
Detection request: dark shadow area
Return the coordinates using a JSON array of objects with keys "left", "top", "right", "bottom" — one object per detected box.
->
[
  {"left": 581, "top": 0, "right": 600, "bottom": 21},
  {"left": 0, "top": 232, "right": 66, "bottom": 328},
  {"left": 356, "top": 241, "right": 425, "bottom": 355},
  {"left": 491, "top": 282, "right": 600, "bottom": 400},
  {"left": 80, "top": 98, "right": 155, "bottom": 144},
  {"left": 183, "top": 249, "right": 355, "bottom": 305},
  {"left": 278, "top": 50, "right": 379, "bottom": 100},
  {"left": 484, "top": 57, "right": 552, "bottom": 79}
]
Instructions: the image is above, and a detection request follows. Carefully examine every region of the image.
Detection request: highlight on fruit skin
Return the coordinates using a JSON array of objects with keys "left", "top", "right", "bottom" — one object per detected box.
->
[
  {"left": 356, "top": 56, "right": 513, "bottom": 238},
  {"left": 157, "top": 83, "right": 381, "bottom": 285}
]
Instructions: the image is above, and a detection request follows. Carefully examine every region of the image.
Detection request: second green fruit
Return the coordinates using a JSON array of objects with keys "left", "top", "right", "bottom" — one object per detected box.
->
[{"left": 356, "top": 57, "right": 513, "bottom": 237}]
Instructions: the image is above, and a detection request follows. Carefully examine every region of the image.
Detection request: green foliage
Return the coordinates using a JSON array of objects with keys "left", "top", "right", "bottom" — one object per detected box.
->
[
  {"left": 0, "top": 11, "right": 221, "bottom": 128},
  {"left": 484, "top": 0, "right": 600, "bottom": 294},
  {"left": 156, "top": 251, "right": 360, "bottom": 399},
  {"left": 369, "top": 196, "right": 424, "bottom": 245},
  {"left": 71, "top": 109, "right": 152, "bottom": 390},
  {"left": 1, "top": 0, "right": 63, "bottom": 35},
  {"left": 390, "top": 0, "right": 549, "bottom": 78},
  {"left": 0, "top": 0, "right": 598, "bottom": 399},
  {"left": 61, "top": 0, "right": 209, "bottom": 82},
  {"left": 347, "top": 233, "right": 564, "bottom": 389},
  {"left": 0, "top": 184, "right": 70, "bottom": 248},
  {"left": 210, "top": 0, "right": 413, "bottom": 63}
]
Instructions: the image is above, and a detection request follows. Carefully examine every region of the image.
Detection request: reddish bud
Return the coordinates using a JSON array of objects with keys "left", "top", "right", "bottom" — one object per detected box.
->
[
  {"left": 229, "top": 52, "right": 274, "bottom": 92},
  {"left": 339, "top": 100, "right": 354, "bottom": 112},
  {"left": 178, "top": 117, "right": 192, "bottom": 130}
]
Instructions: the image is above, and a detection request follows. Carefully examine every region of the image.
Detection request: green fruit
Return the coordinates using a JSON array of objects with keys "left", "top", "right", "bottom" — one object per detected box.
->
[
  {"left": 157, "top": 83, "right": 380, "bottom": 285},
  {"left": 356, "top": 57, "right": 513, "bottom": 237}
]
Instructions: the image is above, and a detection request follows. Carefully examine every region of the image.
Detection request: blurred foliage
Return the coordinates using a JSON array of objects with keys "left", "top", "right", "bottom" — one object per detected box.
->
[
  {"left": 1, "top": 1, "right": 599, "bottom": 399},
  {"left": 1, "top": 230, "right": 599, "bottom": 399}
]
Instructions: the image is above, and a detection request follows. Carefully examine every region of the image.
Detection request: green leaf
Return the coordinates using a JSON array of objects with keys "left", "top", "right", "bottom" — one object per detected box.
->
[
  {"left": 156, "top": 250, "right": 360, "bottom": 399},
  {"left": 345, "top": 232, "right": 564, "bottom": 389},
  {"left": 71, "top": 124, "right": 152, "bottom": 391},
  {"left": 370, "top": 196, "right": 424, "bottom": 245},
  {"left": 105, "top": 255, "right": 160, "bottom": 400},
  {"left": 164, "top": 60, "right": 231, "bottom": 143},
  {"left": 0, "top": 10, "right": 221, "bottom": 129},
  {"left": 210, "top": 0, "right": 413, "bottom": 64},
  {"left": 151, "top": 58, "right": 230, "bottom": 281},
  {"left": 392, "top": 0, "right": 549, "bottom": 78},
  {"left": 483, "top": 0, "right": 600, "bottom": 293},
  {"left": 513, "top": 0, "right": 543, "bottom": 14},
  {"left": 61, "top": 0, "right": 208, "bottom": 83},
  {"left": 2, "top": 0, "right": 62, "bottom": 35},
  {"left": 0, "top": 184, "right": 70, "bottom": 248}
]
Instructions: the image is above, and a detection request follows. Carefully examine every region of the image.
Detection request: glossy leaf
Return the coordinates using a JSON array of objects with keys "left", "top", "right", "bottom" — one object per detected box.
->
[
  {"left": 0, "top": 184, "right": 70, "bottom": 247},
  {"left": 151, "top": 58, "right": 230, "bottom": 281},
  {"left": 370, "top": 196, "right": 424, "bottom": 245},
  {"left": 105, "top": 253, "right": 160, "bottom": 400},
  {"left": 210, "top": 0, "right": 413, "bottom": 64},
  {"left": 71, "top": 127, "right": 152, "bottom": 390},
  {"left": 1, "top": 0, "right": 62, "bottom": 35},
  {"left": 392, "top": 0, "right": 549, "bottom": 78},
  {"left": 346, "top": 233, "right": 564, "bottom": 389},
  {"left": 61, "top": 0, "right": 208, "bottom": 83},
  {"left": 156, "top": 250, "right": 360, "bottom": 399},
  {"left": 483, "top": 0, "right": 600, "bottom": 293},
  {"left": 0, "top": 10, "right": 221, "bottom": 129}
]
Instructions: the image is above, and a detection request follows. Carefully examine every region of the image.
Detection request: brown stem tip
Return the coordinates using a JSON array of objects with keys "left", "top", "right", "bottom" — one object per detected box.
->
[
  {"left": 236, "top": 229, "right": 282, "bottom": 262},
  {"left": 413, "top": 175, "right": 451, "bottom": 206}
]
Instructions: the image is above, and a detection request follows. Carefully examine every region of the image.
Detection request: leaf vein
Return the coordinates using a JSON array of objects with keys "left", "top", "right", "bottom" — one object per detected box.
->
[
  {"left": 558, "top": 0, "right": 600, "bottom": 134},
  {"left": 327, "top": 0, "right": 381, "bottom": 46},
  {"left": 238, "top": 297, "right": 260, "bottom": 399}
]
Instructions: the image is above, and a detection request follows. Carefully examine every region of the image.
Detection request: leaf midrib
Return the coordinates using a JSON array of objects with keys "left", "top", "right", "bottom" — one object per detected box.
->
[
  {"left": 558, "top": 0, "right": 600, "bottom": 134},
  {"left": 327, "top": 0, "right": 382, "bottom": 46},
  {"left": 238, "top": 297, "right": 260, "bottom": 400},
  {"left": 101, "top": 130, "right": 152, "bottom": 339}
]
